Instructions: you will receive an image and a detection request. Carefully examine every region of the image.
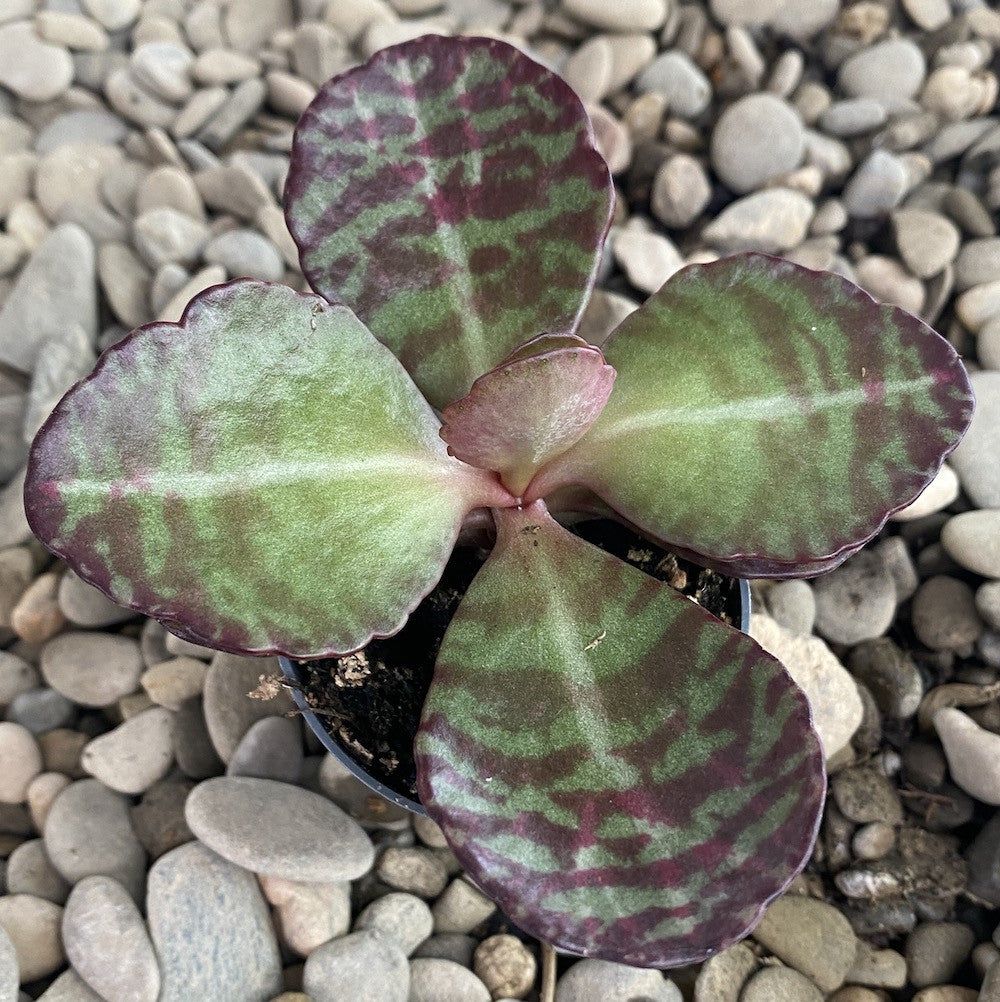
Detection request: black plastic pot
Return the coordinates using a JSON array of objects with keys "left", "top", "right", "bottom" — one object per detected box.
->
[{"left": 278, "top": 578, "right": 751, "bottom": 818}]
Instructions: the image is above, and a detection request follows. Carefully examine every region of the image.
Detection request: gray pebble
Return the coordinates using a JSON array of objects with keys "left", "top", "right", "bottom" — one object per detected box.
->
[
  {"left": 148, "top": 840, "right": 281, "bottom": 1002},
  {"left": 555, "top": 959, "right": 680, "bottom": 1002},
  {"left": 5, "top": 839, "right": 69, "bottom": 904},
  {"left": 130, "top": 41, "right": 194, "bottom": 104},
  {"left": 412, "top": 933, "right": 477, "bottom": 968},
  {"left": 135, "top": 165, "right": 204, "bottom": 219},
  {"left": 0, "top": 893, "right": 64, "bottom": 983},
  {"left": 133, "top": 207, "right": 210, "bottom": 268},
  {"left": 409, "top": 958, "right": 490, "bottom": 1002},
  {"left": 843, "top": 150, "right": 908, "bottom": 218},
  {"left": 955, "top": 237, "right": 1000, "bottom": 291},
  {"left": 635, "top": 52, "right": 711, "bottom": 119},
  {"left": 740, "top": 966, "right": 822, "bottom": 1002},
  {"left": 906, "top": 921, "right": 976, "bottom": 987},
  {"left": 377, "top": 847, "right": 448, "bottom": 899},
  {"left": 562, "top": 0, "right": 668, "bottom": 32},
  {"left": 203, "top": 229, "right": 284, "bottom": 281},
  {"left": 40, "top": 631, "right": 143, "bottom": 707},
  {"left": 58, "top": 571, "right": 134, "bottom": 628},
  {"left": 226, "top": 715, "right": 302, "bottom": 783},
  {"left": 172, "top": 696, "right": 224, "bottom": 780},
  {"left": 854, "top": 255, "right": 925, "bottom": 315},
  {"left": 0, "top": 20, "right": 73, "bottom": 102},
  {"left": 0, "top": 224, "right": 96, "bottom": 374},
  {"left": 765, "top": 579, "right": 815, "bottom": 636},
  {"left": 711, "top": 93, "right": 804, "bottom": 193},
  {"left": 0, "top": 652, "right": 38, "bottom": 708},
  {"left": 0, "top": 721, "right": 42, "bottom": 802},
  {"left": 62, "top": 875, "right": 160, "bottom": 1002},
  {"left": 849, "top": 638, "right": 923, "bottom": 719},
  {"left": 813, "top": 550, "right": 897, "bottom": 645},
  {"left": 198, "top": 77, "right": 267, "bottom": 151},
  {"left": 977, "top": 582, "right": 1000, "bottom": 632},
  {"left": 105, "top": 68, "right": 178, "bottom": 129},
  {"left": 934, "top": 708, "right": 1000, "bottom": 806},
  {"left": 819, "top": 98, "right": 887, "bottom": 137},
  {"left": 873, "top": 536, "right": 919, "bottom": 602},
  {"left": 6, "top": 687, "right": 75, "bottom": 734},
  {"left": 893, "top": 209, "right": 961, "bottom": 277},
  {"left": 912, "top": 575, "right": 984, "bottom": 651},
  {"left": 702, "top": 188, "right": 813, "bottom": 252},
  {"left": 43, "top": 778, "right": 147, "bottom": 902},
  {"left": 355, "top": 891, "right": 434, "bottom": 956},
  {"left": 831, "top": 764, "right": 904, "bottom": 825},
  {"left": 303, "top": 929, "right": 409, "bottom": 1002},
  {"left": 853, "top": 821, "right": 897, "bottom": 861},
  {"left": 950, "top": 371, "right": 1000, "bottom": 506},
  {"left": 973, "top": 316, "right": 1000, "bottom": 369},
  {"left": 751, "top": 895, "right": 857, "bottom": 992},
  {"left": 37, "top": 969, "right": 105, "bottom": 1002},
  {"left": 942, "top": 511, "right": 1000, "bottom": 579},
  {"left": 184, "top": 776, "right": 375, "bottom": 882},
  {"left": 81, "top": 707, "right": 175, "bottom": 795},
  {"left": 650, "top": 153, "right": 710, "bottom": 229},
  {"left": 129, "top": 779, "right": 195, "bottom": 861},
  {"left": 432, "top": 878, "right": 496, "bottom": 935},
  {"left": 839, "top": 38, "right": 927, "bottom": 104},
  {"left": 0, "top": 926, "right": 14, "bottom": 1002},
  {"left": 23, "top": 330, "right": 96, "bottom": 441},
  {"left": 35, "top": 109, "right": 127, "bottom": 154}
]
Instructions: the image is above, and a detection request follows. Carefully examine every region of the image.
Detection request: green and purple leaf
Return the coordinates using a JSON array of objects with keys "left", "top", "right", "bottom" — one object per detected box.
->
[
  {"left": 416, "top": 501, "right": 825, "bottom": 968},
  {"left": 440, "top": 338, "right": 616, "bottom": 496},
  {"left": 526, "top": 254, "right": 975, "bottom": 577},
  {"left": 285, "top": 34, "right": 614, "bottom": 409},
  {"left": 25, "top": 280, "right": 512, "bottom": 658}
]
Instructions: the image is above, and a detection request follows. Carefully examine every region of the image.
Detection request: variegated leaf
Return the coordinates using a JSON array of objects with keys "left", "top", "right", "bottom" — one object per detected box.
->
[
  {"left": 285, "top": 34, "right": 614, "bottom": 408},
  {"left": 416, "top": 501, "right": 825, "bottom": 967},
  {"left": 440, "top": 341, "right": 615, "bottom": 496},
  {"left": 25, "top": 280, "right": 511, "bottom": 657},
  {"left": 526, "top": 253, "right": 975, "bottom": 577}
]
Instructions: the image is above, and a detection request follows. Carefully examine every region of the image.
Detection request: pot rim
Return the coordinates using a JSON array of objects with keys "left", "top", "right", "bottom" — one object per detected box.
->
[{"left": 279, "top": 577, "right": 752, "bottom": 817}]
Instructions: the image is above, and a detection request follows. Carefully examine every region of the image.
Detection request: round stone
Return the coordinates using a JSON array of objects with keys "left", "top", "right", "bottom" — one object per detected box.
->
[
  {"left": 813, "top": 551, "right": 897, "bottom": 645},
  {"left": 711, "top": 94, "right": 805, "bottom": 193},
  {"left": 184, "top": 776, "right": 375, "bottom": 882},
  {"left": 40, "top": 631, "right": 143, "bottom": 707},
  {"left": 0, "top": 21, "right": 74, "bottom": 103},
  {"left": 147, "top": 840, "right": 282, "bottom": 1001},
  {"left": 891, "top": 464, "right": 959, "bottom": 521},
  {"left": 750, "top": 895, "right": 857, "bottom": 992},
  {"left": 892, "top": 209, "right": 961, "bottom": 278},
  {"left": 935, "top": 708, "right": 1000, "bottom": 806},
  {"left": 81, "top": 707, "right": 175, "bottom": 795},
  {"left": 133, "top": 208, "right": 210, "bottom": 268},
  {"left": 912, "top": 576, "right": 983, "bottom": 652},
  {"left": 651, "top": 154, "right": 711, "bottom": 229},
  {"left": 62, "top": 875, "right": 160, "bottom": 1002},
  {"left": 948, "top": 373, "right": 1000, "bottom": 507},
  {"left": 6, "top": 839, "right": 70, "bottom": 904},
  {"left": 977, "top": 583, "right": 1000, "bottom": 632},
  {"left": 203, "top": 229, "right": 284, "bottom": 282},
  {"left": 0, "top": 894, "right": 64, "bottom": 982},
  {"left": 703, "top": 188, "right": 814, "bottom": 253},
  {"left": 906, "top": 921, "right": 976, "bottom": 987},
  {"left": 0, "top": 722, "right": 42, "bottom": 803},
  {"left": 562, "top": 0, "right": 668, "bottom": 32},
  {"left": 955, "top": 238, "right": 1000, "bottom": 291},
  {"left": 26, "top": 772, "right": 71, "bottom": 833},
  {"left": 377, "top": 847, "right": 449, "bottom": 899},
  {"left": 831, "top": 765, "right": 904, "bottom": 825},
  {"left": 555, "top": 959, "right": 681, "bottom": 1002},
  {"left": 226, "top": 715, "right": 303, "bottom": 784},
  {"left": 129, "top": 779, "right": 195, "bottom": 861},
  {"left": 838, "top": 39, "right": 927, "bottom": 103},
  {"left": 765, "top": 580, "right": 816, "bottom": 636},
  {"left": 303, "top": 929, "right": 409, "bottom": 1002},
  {"left": 942, "top": 511, "right": 1000, "bottom": 579},
  {"left": 43, "top": 779, "right": 147, "bottom": 901},
  {"left": 635, "top": 52, "right": 712, "bottom": 119},
  {"left": 58, "top": 571, "right": 135, "bottom": 628},
  {"left": 355, "top": 892, "right": 434, "bottom": 956},
  {"left": 741, "top": 966, "right": 823, "bottom": 1002},
  {"left": 259, "top": 875, "right": 350, "bottom": 957},
  {"left": 474, "top": 935, "right": 537, "bottom": 1000},
  {"left": 409, "top": 958, "right": 491, "bottom": 1002}
]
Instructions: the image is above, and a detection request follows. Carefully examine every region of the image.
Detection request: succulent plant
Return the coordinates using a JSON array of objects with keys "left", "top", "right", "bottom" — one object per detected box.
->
[{"left": 24, "top": 35, "right": 974, "bottom": 969}]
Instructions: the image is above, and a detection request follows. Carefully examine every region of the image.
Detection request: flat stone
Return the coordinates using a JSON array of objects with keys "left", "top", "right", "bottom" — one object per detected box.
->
[
  {"left": 562, "top": 0, "right": 668, "bottom": 32},
  {"left": 812, "top": 550, "right": 897, "bottom": 645},
  {"left": 225, "top": 0, "right": 293, "bottom": 53},
  {"left": 843, "top": 151, "right": 907, "bottom": 218},
  {"left": 635, "top": 51, "right": 711, "bottom": 119},
  {"left": 907, "top": 921, "right": 976, "bottom": 987},
  {"left": 978, "top": 582, "right": 1000, "bottom": 632},
  {"left": 711, "top": 93, "right": 805, "bottom": 193},
  {"left": 62, "top": 875, "right": 160, "bottom": 1002},
  {"left": 0, "top": 20, "right": 73, "bottom": 102},
  {"left": 133, "top": 207, "right": 210, "bottom": 268},
  {"left": 105, "top": 68, "right": 177, "bottom": 129},
  {"left": 26, "top": 772, "right": 70, "bottom": 833},
  {"left": 172, "top": 696, "right": 224, "bottom": 780},
  {"left": 129, "top": 779, "right": 195, "bottom": 860},
  {"left": 36, "top": 142, "right": 123, "bottom": 222},
  {"left": 140, "top": 657, "right": 207, "bottom": 711},
  {"left": 43, "top": 779, "right": 147, "bottom": 902},
  {"left": 148, "top": 841, "right": 281, "bottom": 1002},
  {"left": 0, "top": 926, "right": 15, "bottom": 1002},
  {"left": 613, "top": 225, "right": 682, "bottom": 294},
  {"left": 936, "top": 708, "right": 1000, "bottom": 805},
  {"left": 34, "top": 11, "right": 108, "bottom": 51},
  {"left": 259, "top": 875, "right": 350, "bottom": 957},
  {"left": 130, "top": 41, "right": 194, "bottom": 104},
  {"left": 5, "top": 839, "right": 70, "bottom": 903},
  {"left": 955, "top": 238, "right": 1000, "bottom": 291},
  {"left": 0, "top": 894, "right": 63, "bottom": 982},
  {"left": 156, "top": 264, "right": 226, "bottom": 323},
  {"left": 555, "top": 959, "right": 681, "bottom": 1002},
  {"left": 58, "top": 570, "right": 134, "bottom": 628},
  {"left": 202, "top": 652, "right": 294, "bottom": 762},
  {"left": 948, "top": 372, "right": 1000, "bottom": 506},
  {"left": 409, "top": 958, "right": 490, "bottom": 1002},
  {"left": 203, "top": 229, "right": 283, "bottom": 281},
  {"left": 197, "top": 77, "right": 266, "bottom": 150},
  {"left": 355, "top": 891, "right": 434, "bottom": 956},
  {"left": 741, "top": 967, "right": 822, "bottom": 1002},
  {"left": 0, "top": 224, "right": 96, "bottom": 373},
  {"left": 957, "top": 281, "right": 1000, "bottom": 332},
  {"left": 703, "top": 188, "right": 813, "bottom": 253},
  {"left": 854, "top": 255, "right": 925, "bottom": 315},
  {"left": 40, "top": 631, "right": 143, "bottom": 706},
  {"left": 893, "top": 209, "right": 961, "bottom": 278},
  {"left": 751, "top": 895, "right": 857, "bottom": 992},
  {"left": 839, "top": 39, "right": 926, "bottom": 103},
  {"left": 304, "top": 929, "right": 408, "bottom": 1002},
  {"left": 892, "top": 464, "right": 959, "bottom": 521},
  {"left": 81, "top": 707, "right": 175, "bottom": 795},
  {"left": 226, "top": 715, "right": 303, "bottom": 783},
  {"left": 22, "top": 332, "right": 95, "bottom": 443},
  {"left": 7, "top": 687, "right": 75, "bottom": 735},
  {"left": 35, "top": 109, "right": 126, "bottom": 154},
  {"left": 912, "top": 576, "right": 983, "bottom": 651},
  {"left": 819, "top": 98, "right": 887, "bottom": 137},
  {"left": 184, "top": 776, "right": 375, "bottom": 882},
  {"left": 0, "top": 723, "right": 42, "bottom": 803},
  {"left": 194, "top": 164, "right": 273, "bottom": 219}
]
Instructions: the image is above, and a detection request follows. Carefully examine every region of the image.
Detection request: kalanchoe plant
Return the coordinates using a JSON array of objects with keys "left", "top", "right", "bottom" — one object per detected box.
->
[{"left": 24, "top": 35, "right": 974, "bottom": 969}]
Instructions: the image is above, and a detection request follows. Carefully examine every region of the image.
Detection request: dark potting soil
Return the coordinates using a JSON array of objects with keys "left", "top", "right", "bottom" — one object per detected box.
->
[{"left": 294, "top": 517, "right": 743, "bottom": 803}]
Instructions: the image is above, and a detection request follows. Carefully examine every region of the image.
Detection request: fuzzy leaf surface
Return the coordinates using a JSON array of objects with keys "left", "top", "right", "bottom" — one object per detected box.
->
[
  {"left": 285, "top": 34, "right": 614, "bottom": 409},
  {"left": 416, "top": 502, "right": 825, "bottom": 968},
  {"left": 25, "top": 280, "right": 508, "bottom": 657},
  {"left": 526, "top": 253, "right": 975, "bottom": 576},
  {"left": 440, "top": 343, "right": 615, "bottom": 496}
]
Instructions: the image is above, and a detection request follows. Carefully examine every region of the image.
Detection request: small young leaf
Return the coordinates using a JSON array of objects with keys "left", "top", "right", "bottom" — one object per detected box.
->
[
  {"left": 285, "top": 34, "right": 614, "bottom": 409},
  {"left": 440, "top": 342, "right": 615, "bottom": 496},
  {"left": 526, "top": 253, "right": 975, "bottom": 576},
  {"left": 25, "top": 280, "right": 510, "bottom": 658},
  {"left": 416, "top": 502, "right": 825, "bottom": 968}
]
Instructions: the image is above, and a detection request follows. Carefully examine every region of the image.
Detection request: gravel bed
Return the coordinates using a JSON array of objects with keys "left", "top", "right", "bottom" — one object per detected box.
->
[{"left": 1, "top": 0, "right": 1000, "bottom": 999}]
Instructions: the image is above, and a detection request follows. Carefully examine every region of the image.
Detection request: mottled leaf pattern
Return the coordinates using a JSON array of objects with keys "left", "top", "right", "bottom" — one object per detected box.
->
[
  {"left": 440, "top": 342, "right": 615, "bottom": 496},
  {"left": 25, "top": 280, "right": 511, "bottom": 657},
  {"left": 416, "top": 502, "right": 825, "bottom": 967},
  {"left": 285, "top": 35, "right": 614, "bottom": 408},
  {"left": 526, "top": 254, "right": 975, "bottom": 577}
]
